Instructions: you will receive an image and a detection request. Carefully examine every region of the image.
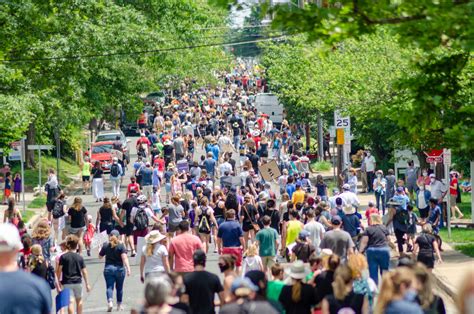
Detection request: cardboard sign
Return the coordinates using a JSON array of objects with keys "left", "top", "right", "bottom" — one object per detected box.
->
[
  {"left": 177, "top": 159, "right": 189, "bottom": 173},
  {"left": 260, "top": 160, "right": 282, "bottom": 182},
  {"left": 91, "top": 231, "right": 108, "bottom": 250}
]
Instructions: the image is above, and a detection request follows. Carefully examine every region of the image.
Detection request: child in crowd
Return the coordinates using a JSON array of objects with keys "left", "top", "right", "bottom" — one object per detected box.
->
[
  {"left": 83, "top": 215, "right": 95, "bottom": 257},
  {"left": 13, "top": 172, "right": 22, "bottom": 203},
  {"left": 406, "top": 205, "right": 418, "bottom": 252},
  {"left": 242, "top": 243, "right": 263, "bottom": 275}
]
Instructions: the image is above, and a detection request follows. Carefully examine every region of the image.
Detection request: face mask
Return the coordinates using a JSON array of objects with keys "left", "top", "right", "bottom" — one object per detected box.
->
[
  {"left": 423, "top": 172, "right": 428, "bottom": 176},
  {"left": 430, "top": 178, "right": 435, "bottom": 183},
  {"left": 377, "top": 174, "right": 382, "bottom": 178},
  {"left": 367, "top": 153, "right": 371, "bottom": 157},
  {"left": 218, "top": 264, "right": 229, "bottom": 273}
]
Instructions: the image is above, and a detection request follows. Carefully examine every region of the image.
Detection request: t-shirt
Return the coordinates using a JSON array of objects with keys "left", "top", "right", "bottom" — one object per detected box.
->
[
  {"left": 256, "top": 227, "right": 278, "bottom": 257},
  {"left": 292, "top": 189, "right": 305, "bottom": 205},
  {"left": 363, "top": 225, "right": 389, "bottom": 248},
  {"left": 142, "top": 243, "right": 168, "bottom": 274},
  {"left": 174, "top": 137, "right": 185, "bottom": 155},
  {"left": 217, "top": 220, "right": 243, "bottom": 248},
  {"left": 292, "top": 242, "right": 316, "bottom": 263},
  {"left": 168, "top": 203, "right": 184, "bottom": 225},
  {"left": 450, "top": 177, "right": 458, "bottom": 196},
  {"left": 249, "top": 154, "right": 260, "bottom": 172},
  {"left": 68, "top": 206, "right": 87, "bottom": 228},
  {"left": 99, "top": 243, "right": 126, "bottom": 267},
  {"left": 220, "top": 301, "right": 278, "bottom": 314},
  {"left": 364, "top": 155, "right": 376, "bottom": 172},
  {"left": 169, "top": 233, "right": 203, "bottom": 272},
  {"left": 416, "top": 233, "right": 436, "bottom": 257},
  {"left": 184, "top": 270, "right": 223, "bottom": 314},
  {"left": 0, "top": 270, "right": 52, "bottom": 314},
  {"left": 315, "top": 271, "right": 335, "bottom": 304},
  {"left": 203, "top": 158, "right": 216, "bottom": 175},
  {"left": 304, "top": 220, "right": 325, "bottom": 252},
  {"left": 267, "top": 280, "right": 285, "bottom": 303},
  {"left": 140, "top": 167, "right": 153, "bottom": 186},
  {"left": 365, "top": 207, "right": 379, "bottom": 225},
  {"left": 279, "top": 283, "right": 316, "bottom": 314},
  {"left": 59, "top": 252, "right": 85, "bottom": 284},
  {"left": 385, "top": 300, "right": 423, "bottom": 314},
  {"left": 320, "top": 229, "right": 354, "bottom": 260}
]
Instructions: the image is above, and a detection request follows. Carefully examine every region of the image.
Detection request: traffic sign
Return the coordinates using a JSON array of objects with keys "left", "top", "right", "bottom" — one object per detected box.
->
[
  {"left": 336, "top": 128, "right": 345, "bottom": 145},
  {"left": 426, "top": 156, "right": 443, "bottom": 163},
  {"left": 28, "top": 145, "right": 54, "bottom": 150},
  {"left": 443, "top": 148, "right": 451, "bottom": 166},
  {"left": 334, "top": 110, "right": 350, "bottom": 129}
]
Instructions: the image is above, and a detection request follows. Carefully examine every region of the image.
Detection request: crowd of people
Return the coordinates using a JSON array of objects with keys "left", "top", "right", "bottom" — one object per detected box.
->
[{"left": 0, "top": 63, "right": 473, "bottom": 314}]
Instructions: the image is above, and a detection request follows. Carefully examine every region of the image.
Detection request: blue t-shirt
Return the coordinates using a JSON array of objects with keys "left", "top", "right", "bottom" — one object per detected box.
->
[
  {"left": 152, "top": 168, "right": 161, "bottom": 187},
  {"left": 210, "top": 145, "right": 220, "bottom": 161},
  {"left": 392, "top": 194, "right": 410, "bottom": 210},
  {"left": 217, "top": 220, "right": 243, "bottom": 247},
  {"left": 337, "top": 210, "right": 360, "bottom": 237},
  {"left": 385, "top": 300, "right": 423, "bottom": 314},
  {"left": 286, "top": 184, "right": 296, "bottom": 199},
  {"left": 140, "top": 167, "right": 153, "bottom": 186},
  {"left": 204, "top": 158, "right": 216, "bottom": 175},
  {"left": 0, "top": 270, "right": 52, "bottom": 314}
]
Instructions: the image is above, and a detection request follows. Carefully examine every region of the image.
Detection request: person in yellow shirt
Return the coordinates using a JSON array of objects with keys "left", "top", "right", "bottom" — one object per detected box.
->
[{"left": 292, "top": 183, "right": 305, "bottom": 205}]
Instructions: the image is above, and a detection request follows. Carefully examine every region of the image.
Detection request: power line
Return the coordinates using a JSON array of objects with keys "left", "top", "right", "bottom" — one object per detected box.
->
[
  {"left": 1, "top": 35, "right": 287, "bottom": 63},
  {"left": 193, "top": 24, "right": 271, "bottom": 31}
]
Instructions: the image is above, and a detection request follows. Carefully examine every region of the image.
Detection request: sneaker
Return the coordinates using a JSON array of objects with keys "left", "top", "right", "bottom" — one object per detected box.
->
[
  {"left": 117, "top": 304, "right": 124, "bottom": 311},
  {"left": 131, "top": 250, "right": 136, "bottom": 257},
  {"left": 87, "top": 249, "right": 91, "bottom": 257},
  {"left": 107, "top": 301, "right": 113, "bottom": 312}
]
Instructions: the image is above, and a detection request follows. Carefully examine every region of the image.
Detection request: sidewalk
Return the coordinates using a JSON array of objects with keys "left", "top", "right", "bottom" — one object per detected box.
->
[
  {"left": 0, "top": 192, "right": 47, "bottom": 228},
  {"left": 432, "top": 243, "right": 474, "bottom": 299}
]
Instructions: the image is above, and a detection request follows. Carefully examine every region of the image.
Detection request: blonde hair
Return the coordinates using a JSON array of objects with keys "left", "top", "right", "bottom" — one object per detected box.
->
[
  {"left": 109, "top": 234, "right": 120, "bottom": 248},
  {"left": 292, "top": 280, "right": 302, "bottom": 303},
  {"left": 32, "top": 220, "right": 51, "bottom": 240},
  {"left": 146, "top": 242, "right": 157, "bottom": 257},
  {"left": 347, "top": 253, "right": 368, "bottom": 279},
  {"left": 413, "top": 263, "right": 435, "bottom": 310},
  {"left": 422, "top": 223, "right": 433, "bottom": 234},
  {"left": 28, "top": 244, "right": 45, "bottom": 269},
  {"left": 245, "top": 243, "right": 258, "bottom": 257},
  {"left": 370, "top": 213, "right": 383, "bottom": 225},
  {"left": 457, "top": 271, "right": 474, "bottom": 314},
  {"left": 72, "top": 197, "right": 83, "bottom": 211},
  {"left": 332, "top": 265, "right": 354, "bottom": 300},
  {"left": 375, "top": 267, "right": 414, "bottom": 314}
]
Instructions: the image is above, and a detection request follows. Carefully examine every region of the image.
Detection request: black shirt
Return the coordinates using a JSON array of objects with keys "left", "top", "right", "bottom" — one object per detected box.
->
[
  {"left": 99, "top": 243, "right": 126, "bottom": 267},
  {"left": 416, "top": 233, "right": 436, "bottom": 256},
  {"left": 249, "top": 154, "right": 260, "bottom": 172},
  {"left": 279, "top": 283, "right": 317, "bottom": 314},
  {"left": 68, "top": 206, "right": 87, "bottom": 228},
  {"left": 163, "top": 145, "right": 174, "bottom": 157},
  {"left": 363, "top": 225, "right": 389, "bottom": 248},
  {"left": 91, "top": 167, "right": 103, "bottom": 179},
  {"left": 184, "top": 270, "right": 223, "bottom": 314},
  {"left": 31, "top": 261, "right": 48, "bottom": 280},
  {"left": 263, "top": 209, "right": 281, "bottom": 233},
  {"left": 99, "top": 206, "right": 114, "bottom": 224},
  {"left": 315, "top": 270, "right": 335, "bottom": 304},
  {"left": 122, "top": 197, "right": 138, "bottom": 224},
  {"left": 241, "top": 204, "right": 258, "bottom": 225},
  {"left": 59, "top": 252, "right": 85, "bottom": 284},
  {"left": 325, "top": 291, "right": 365, "bottom": 314}
]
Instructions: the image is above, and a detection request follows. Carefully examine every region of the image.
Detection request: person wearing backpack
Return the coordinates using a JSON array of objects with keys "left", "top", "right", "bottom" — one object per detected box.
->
[
  {"left": 196, "top": 197, "right": 218, "bottom": 253},
  {"left": 130, "top": 195, "right": 160, "bottom": 245},
  {"left": 51, "top": 192, "right": 67, "bottom": 244},
  {"left": 110, "top": 157, "right": 123, "bottom": 198},
  {"left": 386, "top": 195, "right": 410, "bottom": 255}
]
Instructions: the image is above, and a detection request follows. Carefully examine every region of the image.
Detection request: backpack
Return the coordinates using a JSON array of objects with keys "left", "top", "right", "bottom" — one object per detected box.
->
[
  {"left": 46, "top": 264, "right": 56, "bottom": 289},
  {"left": 198, "top": 210, "right": 211, "bottom": 234},
  {"left": 110, "top": 164, "right": 120, "bottom": 177},
  {"left": 52, "top": 200, "right": 65, "bottom": 219},
  {"left": 395, "top": 208, "right": 409, "bottom": 226},
  {"left": 133, "top": 207, "right": 149, "bottom": 231}
]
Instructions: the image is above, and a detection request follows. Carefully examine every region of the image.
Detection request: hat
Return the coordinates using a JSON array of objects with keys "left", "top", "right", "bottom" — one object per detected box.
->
[
  {"left": 232, "top": 122, "right": 239, "bottom": 128},
  {"left": 429, "top": 174, "right": 435, "bottom": 178},
  {"left": 0, "top": 223, "right": 23, "bottom": 252},
  {"left": 231, "top": 277, "right": 258, "bottom": 296},
  {"left": 342, "top": 183, "right": 350, "bottom": 190},
  {"left": 164, "top": 140, "right": 172, "bottom": 145},
  {"left": 145, "top": 231, "right": 166, "bottom": 244},
  {"left": 146, "top": 161, "right": 151, "bottom": 166},
  {"left": 320, "top": 248, "right": 333, "bottom": 257},
  {"left": 286, "top": 260, "right": 307, "bottom": 279},
  {"left": 331, "top": 215, "right": 342, "bottom": 225},
  {"left": 298, "top": 230, "right": 310, "bottom": 241},
  {"left": 396, "top": 186, "right": 404, "bottom": 193},
  {"left": 110, "top": 230, "right": 120, "bottom": 237},
  {"left": 113, "top": 157, "right": 118, "bottom": 161},
  {"left": 343, "top": 205, "right": 354, "bottom": 215},
  {"left": 251, "top": 130, "right": 260, "bottom": 137}
]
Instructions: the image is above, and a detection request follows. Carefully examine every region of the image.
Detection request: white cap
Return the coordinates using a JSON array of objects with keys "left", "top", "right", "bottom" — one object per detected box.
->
[
  {"left": 113, "top": 157, "right": 118, "bottom": 161},
  {"left": 342, "top": 183, "right": 350, "bottom": 190},
  {"left": 0, "top": 223, "right": 23, "bottom": 252}
]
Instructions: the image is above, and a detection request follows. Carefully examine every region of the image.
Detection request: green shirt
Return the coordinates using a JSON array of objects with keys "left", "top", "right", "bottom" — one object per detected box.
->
[
  {"left": 255, "top": 227, "right": 278, "bottom": 257},
  {"left": 266, "top": 280, "right": 285, "bottom": 303}
]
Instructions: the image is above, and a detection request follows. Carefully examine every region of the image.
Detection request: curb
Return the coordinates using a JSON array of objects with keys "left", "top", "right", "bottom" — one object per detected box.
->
[{"left": 433, "top": 272, "right": 457, "bottom": 301}]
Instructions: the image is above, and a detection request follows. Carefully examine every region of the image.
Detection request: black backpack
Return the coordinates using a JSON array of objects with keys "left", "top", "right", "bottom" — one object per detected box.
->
[
  {"left": 198, "top": 210, "right": 211, "bottom": 234},
  {"left": 395, "top": 208, "right": 409, "bottom": 226},
  {"left": 110, "top": 163, "right": 120, "bottom": 177},
  {"left": 52, "top": 200, "right": 65, "bottom": 219},
  {"left": 133, "top": 207, "right": 149, "bottom": 231}
]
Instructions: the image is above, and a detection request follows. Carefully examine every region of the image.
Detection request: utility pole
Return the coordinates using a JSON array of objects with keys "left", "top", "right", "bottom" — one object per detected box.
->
[{"left": 317, "top": 111, "right": 324, "bottom": 161}]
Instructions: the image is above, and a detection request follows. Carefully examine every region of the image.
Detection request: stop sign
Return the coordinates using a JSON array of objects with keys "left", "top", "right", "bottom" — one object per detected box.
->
[{"left": 424, "top": 149, "right": 444, "bottom": 164}]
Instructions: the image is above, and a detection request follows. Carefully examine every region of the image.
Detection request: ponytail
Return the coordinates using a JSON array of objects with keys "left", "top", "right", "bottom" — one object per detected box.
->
[
  {"left": 332, "top": 265, "right": 353, "bottom": 300},
  {"left": 375, "top": 267, "right": 414, "bottom": 314},
  {"left": 109, "top": 235, "right": 119, "bottom": 248},
  {"left": 291, "top": 280, "right": 302, "bottom": 303}
]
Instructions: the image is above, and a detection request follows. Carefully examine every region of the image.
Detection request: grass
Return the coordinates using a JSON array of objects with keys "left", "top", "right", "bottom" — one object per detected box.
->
[
  {"left": 310, "top": 160, "right": 332, "bottom": 172},
  {"left": 458, "top": 192, "right": 472, "bottom": 219},
  {"left": 455, "top": 244, "right": 474, "bottom": 257},
  {"left": 10, "top": 156, "right": 80, "bottom": 190},
  {"left": 27, "top": 196, "right": 46, "bottom": 209},
  {"left": 21, "top": 209, "right": 36, "bottom": 223},
  {"left": 439, "top": 227, "right": 474, "bottom": 257}
]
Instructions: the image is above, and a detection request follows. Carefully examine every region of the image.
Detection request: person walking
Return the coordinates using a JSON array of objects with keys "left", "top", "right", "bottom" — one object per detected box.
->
[
  {"left": 138, "top": 162, "right": 154, "bottom": 202},
  {"left": 67, "top": 197, "right": 88, "bottom": 255},
  {"left": 413, "top": 223, "right": 443, "bottom": 271},
  {"left": 279, "top": 260, "right": 317, "bottom": 314},
  {"left": 109, "top": 157, "right": 123, "bottom": 198},
  {"left": 3, "top": 196, "right": 22, "bottom": 225},
  {"left": 96, "top": 197, "right": 123, "bottom": 235},
  {"left": 183, "top": 250, "right": 225, "bottom": 314},
  {"left": 416, "top": 182, "right": 431, "bottom": 220},
  {"left": 320, "top": 215, "right": 355, "bottom": 262},
  {"left": 359, "top": 214, "right": 391, "bottom": 285},
  {"left": 255, "top": 215, "right": 278, "bottom": 274},
  {"left": 169, "top": 221, "right": 203, "bottom": 274},
  {"left": 45, "top": 169, "right": 59, "bottom": 220},
  {"left": 91, "top": 161, "right": 105, "bottom": 202},
  {"left": 99, "top": 230, "right": 131, "bottom": 312},
  {"left": 0, "top": 223, "right": 52, "bottom": 314},
  {"left": 364, "top": 151, "right": 376, "bottom": 193},
  {"left": 196, "top": 198, "right": 218, "bottom": 253},
  {"left": 168, "top": 195, "right": 185, "bottom": 238},
  {"left": 31, "top": 220, "right": 54, "bottom": 263},
  {"left": 140, "top": 231, "right": 169, "bottom": 282},
  {"left": 373, "top": 170, "right": 386, "bottom": 215},
  {"left": 217, "top": 209, "right": 245, "bottom": 273}
]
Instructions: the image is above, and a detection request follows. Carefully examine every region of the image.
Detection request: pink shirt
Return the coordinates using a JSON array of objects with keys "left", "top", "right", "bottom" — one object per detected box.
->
[{"left": 169, "top": 233, "right": 203, "bottom": 272}]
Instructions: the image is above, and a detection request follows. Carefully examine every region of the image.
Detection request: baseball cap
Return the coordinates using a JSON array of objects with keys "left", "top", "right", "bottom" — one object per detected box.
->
[
  {"left": 0, "top": 223, "right": 23, "bottom": 252},
  {"left": 342, "top": 183, "right": 350, "bottom": 190},
  {"left": 110, "top": 230, "right": 120, "bottom": 237},
  {"left": 231, "top": 277, "right": 258, "bottom": 296},
  {"left": 193, "top": 249, "right": 206, "bottom": 264},
  {"left": 298, "top": 230, "right": 311, "bottom": 241},
  {"left": 331, "top": 215, "right": 342, "bottom": 225},
  {"left": 429, "top": 174, "right": 436, "bottom": 178}
]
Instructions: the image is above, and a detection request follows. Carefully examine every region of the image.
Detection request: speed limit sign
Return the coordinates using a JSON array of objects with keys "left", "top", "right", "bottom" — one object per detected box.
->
[{"left": 334, "top": 110, "right": 350, "bottom": 129}]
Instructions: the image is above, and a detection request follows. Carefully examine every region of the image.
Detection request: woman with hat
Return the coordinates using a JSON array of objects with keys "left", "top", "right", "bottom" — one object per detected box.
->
[
  {"left": 99, "top": 230, "right": 131, "bottom": 312},
  {"left": 140, "top": 230, "right": 169, "bottom": 283},
  {"left": 340, "top": 205, "right": 362, "bottom": 244},
  {"left": 279, "top": 260, "right": 317, "bottom": 314}
]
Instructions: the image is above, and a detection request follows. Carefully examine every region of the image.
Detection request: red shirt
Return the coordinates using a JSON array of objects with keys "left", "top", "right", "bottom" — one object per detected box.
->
[
  {"left": 154, "top": 157, "right": 165, "bottom": 172},
  {"left": 136, "top": 137, "right": 151, "bottom": 147},
  {"left": 365, "top": 207, "right": 379, "bottom": 225},
  {"left": 450, "top": 177, "right": 458, "bottom": 196},
  {"left": 252, "top": 136, "right": 261, "bottom": 150},
  {"left": 137, "top": 113, "right": 146, "bottom": 124},
  {"left": 127, "top": 183, "right": 141, "bottom": 197},
  {"left": 169, "top": 233, "right": 203, "bottom": 272},
  {"left": 257, "top": 118, "right": 264, "bottom": 130}
]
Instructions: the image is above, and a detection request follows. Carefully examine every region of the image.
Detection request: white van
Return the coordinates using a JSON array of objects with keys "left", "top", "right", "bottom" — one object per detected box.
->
[{"left": 254, "top": 93, "right": 284, "bottom": 124}]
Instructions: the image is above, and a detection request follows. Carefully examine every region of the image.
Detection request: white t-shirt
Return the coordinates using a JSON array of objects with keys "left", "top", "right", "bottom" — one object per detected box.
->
[
  {"left": 131, "top": 206, "right": 155, "bottom": 223},
  {"left": 304, "top": 220, "right": 325, "bottom": 253},
  {"left": 364, "top": 155, "right": 376, "bottom": 172},
  {"left": 242, "top": 255, "right": 262, "bottom": 276},
  {"left": 142, "top": 243, "right": 168, "bottom": 274},
  {"left": 219, "top": 162, "right": 233, "bottom": 176}
]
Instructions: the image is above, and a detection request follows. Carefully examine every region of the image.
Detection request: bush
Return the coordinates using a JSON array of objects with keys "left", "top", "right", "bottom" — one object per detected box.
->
[{"left": 311, "top": 161, "right": 332, "bottom": 172}]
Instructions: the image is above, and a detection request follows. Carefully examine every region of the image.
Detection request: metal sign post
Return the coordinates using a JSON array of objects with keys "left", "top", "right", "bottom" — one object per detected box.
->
[
  {"left": 27, "top": 145, "right": 54, "bottom": 189},
  {"left": 20, "top": 139, "right": 26, "bottom": 214},
  {"left": 443, "top": 148, "right": 452, "bottom": 239}
]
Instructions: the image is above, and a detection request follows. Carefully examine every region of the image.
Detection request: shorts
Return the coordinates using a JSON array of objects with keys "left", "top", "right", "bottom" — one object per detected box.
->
[
  {"left": 82, "top": 176, "right": 90, "bottom": 182},
  {"left": 450, "top": 194, "right": 457, "bottom": 206},
  {"left": 133, "top": 228, "right": 149, "bottom": 245},
  {"left": 165, "top": 183, "right": 171, "bottom": 193},
  {"left": 261, "top": 256, "right": 275, "bottom": 269},
  {"left": 242, "top": 223, "right": 254, "bottom": 232},
  {"left": 124, "top": 223, "right": 134, "bottom": 236},
  {"left": 168, "top": 223, "right": 179, "bottom": 233},
  {"left": 62, "top": 283, "right": 83, "bottom": 300},
  {"left": 222, "top": 247, "right": 243, "bottom": 267},
  {"left": 69, "top": 226, "right": 86, "bottom": 235},
  {"left": 417, "top": 254, "right": 435, "bottom": 269},
  {"left": 4, "top": 188, "right": 11, "bottom": 198},
  {"left": 138, "top": 123, "right": 147, "bottom": 130}
]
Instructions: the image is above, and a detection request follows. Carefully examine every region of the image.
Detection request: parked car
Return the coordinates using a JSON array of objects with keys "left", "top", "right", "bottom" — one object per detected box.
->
[
  {"left": 90, "top": 141, "right": 115, "bottom": 172},
  {"left": 95, "top": 130, "right": 130, "bottom": 163}
]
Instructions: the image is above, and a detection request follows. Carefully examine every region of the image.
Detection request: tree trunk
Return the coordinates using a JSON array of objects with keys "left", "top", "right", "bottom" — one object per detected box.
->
[
  {"left": 305, "top": 123, "right": 310, "bottom": 152},
  {"left": 25, "top": 123, "right": 36, "bottom": 169}
]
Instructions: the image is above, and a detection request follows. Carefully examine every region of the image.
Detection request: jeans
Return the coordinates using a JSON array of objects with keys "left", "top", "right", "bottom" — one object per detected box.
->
[
  {"left": 366, "top": 246, "right": 390, "bottom": 285},
  {"left": 111, "top": 178, "right": 120, "bottom": 197},
  {"left": 233, "top": 136, "right": 240, "bottom": 151},
  {"left": 367, "top": 171, "right": 375, "bottom": 192},
  {"left": 394, "top": 228, "right": 406, "bottom": 253},
  {"left": 104, "top": 264, "right": 126, "bottom": 303},
  {"left": 375, "top": 191, "right": 386, "bottom": 215}
]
